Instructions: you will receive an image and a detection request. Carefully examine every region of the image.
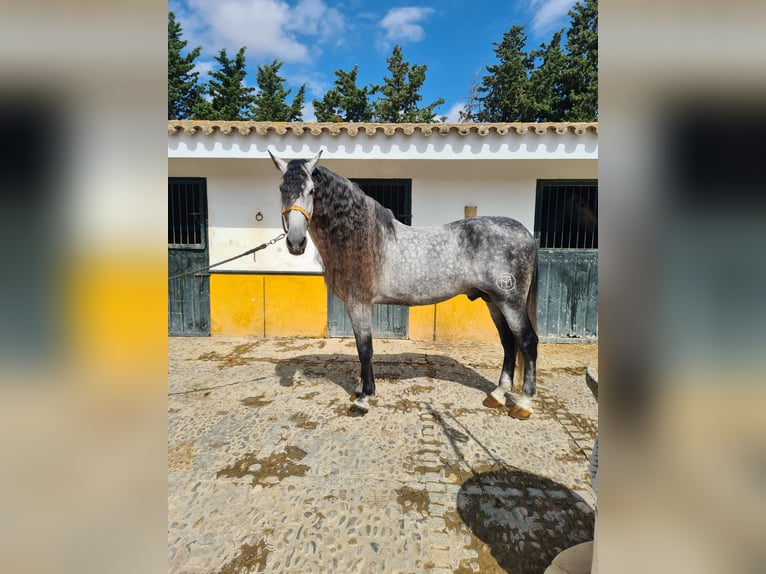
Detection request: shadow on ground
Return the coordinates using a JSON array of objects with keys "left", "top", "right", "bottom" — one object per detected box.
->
[
  {"left": 456, "top": 468, "right": 594, "bottom": 574},
  {"left": 274, "top": 353, "right": 497, "bottom": 396}
]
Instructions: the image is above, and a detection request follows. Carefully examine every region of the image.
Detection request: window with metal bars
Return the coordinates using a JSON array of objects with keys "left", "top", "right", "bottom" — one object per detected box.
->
[
  {"left": 351, "top": 179, "right": 412, "bottom": 225},
  {"left": 534, "top": 180, "right": 598, "bottom": 249},
  {"left": 168, "top": 178, "right": 207, "bottom": 249}
]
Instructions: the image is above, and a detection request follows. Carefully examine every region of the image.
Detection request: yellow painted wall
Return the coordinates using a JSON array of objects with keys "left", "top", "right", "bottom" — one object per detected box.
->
[
  {"left": 434, "top": 295, "right": 497, "bottom": 342},
  {"left": 264, "top": 275, "right": 327, "bottom": 337},
  {"left": 210, "top": 274, "right": 497, "bottom": 341},
  {"left": 210, "top": 274, "right": 326, "bottom": 337},
  {"left": 409, "top": 305, "right": 435, "bottom": 341},
  {"left": 210, "top": 274, "right": 265, "bottom": 336}
]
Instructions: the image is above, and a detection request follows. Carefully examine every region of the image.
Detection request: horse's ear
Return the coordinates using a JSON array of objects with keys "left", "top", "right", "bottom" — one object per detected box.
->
[
  {"left": 305, "top": 149, "right": 323, "bottom": 173},
  {"left": 268, "top": 149, "right": 288, "bottom": 174}
]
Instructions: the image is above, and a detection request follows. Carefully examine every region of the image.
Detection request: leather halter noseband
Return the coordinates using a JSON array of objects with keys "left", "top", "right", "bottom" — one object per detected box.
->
[{"left": 280, "top": 204, "right": 312, "bottom": 232}]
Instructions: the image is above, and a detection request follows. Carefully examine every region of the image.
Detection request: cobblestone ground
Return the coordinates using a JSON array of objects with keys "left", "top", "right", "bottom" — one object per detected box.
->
[{"left": 168, "top": 337, "right": 598, "bottom": 574}]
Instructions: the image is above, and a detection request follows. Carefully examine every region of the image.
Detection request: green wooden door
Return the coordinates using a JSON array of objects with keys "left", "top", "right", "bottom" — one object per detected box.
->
[
  {"left": 327, "top": 179, "right": 411, "bottom": 338},
  {"left": 534, "top": 180, "right": 598, "bottom": 342},
  {"left": 168, "top": 178, "right": 210, "bottom": 336}
]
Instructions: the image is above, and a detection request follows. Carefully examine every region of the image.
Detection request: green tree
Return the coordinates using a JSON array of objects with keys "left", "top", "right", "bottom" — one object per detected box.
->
[
  {"left": 168, "top": 12, "right": 203, "bottom": 119},
  {"left": 192, "top": 47, "right": 255, "bottom": 120},
  {"left": 313, "top": 65, "right": 373, "bottom": 122},
  {"left": 529, "top": 30, "right": 567, "bottom": 121},
  {"left": 474, "top": 25, "right": 536, "bottom": 122},
  {"left": 463, "top": 0, "right": 597, "bottom": 123},
  {"left": 562, "top": 0, "right": 598, "bottom": 120},
  {"left": 372, "top": 45, "right": 444, "bottom": 123},
  {"left": 252, "top": 60, "right": 306, "bottom": 122}
]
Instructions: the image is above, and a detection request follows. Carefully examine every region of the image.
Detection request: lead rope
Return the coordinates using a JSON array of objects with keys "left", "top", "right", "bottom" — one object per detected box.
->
[{"left": 168, "top": 232, "right": 286, "bottom": 281}]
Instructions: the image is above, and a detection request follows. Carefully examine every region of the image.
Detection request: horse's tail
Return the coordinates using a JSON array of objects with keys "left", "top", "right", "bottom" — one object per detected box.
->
[
  {"left": 515, "top": 255, "right": 539, "bottom": 381},
  {"left": 527, "top": 254, "right": 539, "bottom": 335}
]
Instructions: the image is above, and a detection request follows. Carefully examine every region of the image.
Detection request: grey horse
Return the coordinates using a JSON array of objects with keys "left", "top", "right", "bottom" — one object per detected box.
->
[{"left": 269, "top": 150, "right": 539, "bottom": 419}]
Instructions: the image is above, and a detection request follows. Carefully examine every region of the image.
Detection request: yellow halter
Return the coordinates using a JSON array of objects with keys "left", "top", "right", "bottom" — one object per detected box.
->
[{"left": 280, "top": 204, "right": 313, "bottom": 232}]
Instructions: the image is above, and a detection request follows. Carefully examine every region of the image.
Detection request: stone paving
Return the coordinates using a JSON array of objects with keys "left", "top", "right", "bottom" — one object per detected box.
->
[{"left": 168, "top": 336, "right": 598, "bottom": 573}]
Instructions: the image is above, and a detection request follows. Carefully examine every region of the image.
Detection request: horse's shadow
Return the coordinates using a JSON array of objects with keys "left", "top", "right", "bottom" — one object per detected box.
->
[
  {"left": 456, "top": 468, "right": 594, "bottom": 573},
  {"left": 274, "top": 352, "right": 497, "bottom": 397}
]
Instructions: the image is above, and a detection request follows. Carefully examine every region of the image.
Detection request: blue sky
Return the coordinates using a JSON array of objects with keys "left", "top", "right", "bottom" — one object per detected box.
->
[{"left": 169, "top": 0, "right": 580, "bottom": 121}]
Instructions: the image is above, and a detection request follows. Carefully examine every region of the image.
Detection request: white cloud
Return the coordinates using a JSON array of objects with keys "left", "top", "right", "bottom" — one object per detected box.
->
[
  {"left": 444, "top": 102, "right": 466, "bottom": 123},
  {"left": 530, "top": 0, "right": 577, "bottom": 36},
  {"left": 379, "top": 7, "right": 435, "bottom": 44},
  {"left": 301, "top": 102, "right": 317, "bottom": 122},
  {"left": 179, "top": 0, "right": 346, "bottom": 64},
  {"left": 192, "top": 60, "right": 215, "bottom": 81}
]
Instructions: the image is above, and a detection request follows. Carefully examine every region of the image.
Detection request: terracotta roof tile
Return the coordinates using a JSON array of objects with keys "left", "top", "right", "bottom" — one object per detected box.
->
[{"left": 167, "top": 120, "right": 598, "bottom": 137}]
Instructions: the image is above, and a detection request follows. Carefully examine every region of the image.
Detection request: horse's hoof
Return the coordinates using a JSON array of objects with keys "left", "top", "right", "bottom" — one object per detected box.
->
[
  {"left": 483, "top": 395, "right": 504, "bottom": 409},
  {"left": 508, "top": 405, "right": 532, "bottom": 420},
  {"left": 352, "top": 396, "right": 370, "bottom": 413},
  {"left": 349, "top": 393, "right": 358, "bottom": 402}
]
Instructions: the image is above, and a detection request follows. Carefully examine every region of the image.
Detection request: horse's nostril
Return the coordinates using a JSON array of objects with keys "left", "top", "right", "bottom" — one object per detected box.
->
[{"left": 286, "top": 236, "right": 307, "bottom": 254}]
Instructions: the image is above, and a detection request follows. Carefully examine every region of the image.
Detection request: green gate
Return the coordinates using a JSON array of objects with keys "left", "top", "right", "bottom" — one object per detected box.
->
[
  {"left": 168, "top": 178, "right": 210, "bottom": 336},
  {"left": 327, "top": 179, "right": 411, "bottom": 338},
  {"left": 534, "top": 180, "right": 598, "bottom": 342}
]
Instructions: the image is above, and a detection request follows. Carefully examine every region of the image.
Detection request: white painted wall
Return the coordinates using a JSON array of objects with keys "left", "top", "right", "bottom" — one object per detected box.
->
[{"left": 168, "top": 157, "right": 597, "bottom": 273}]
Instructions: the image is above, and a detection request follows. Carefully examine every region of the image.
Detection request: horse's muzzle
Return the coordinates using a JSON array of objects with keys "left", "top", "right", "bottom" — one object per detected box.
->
[{"left": 286, "top": 236, "right": 307, "bottom": 255}]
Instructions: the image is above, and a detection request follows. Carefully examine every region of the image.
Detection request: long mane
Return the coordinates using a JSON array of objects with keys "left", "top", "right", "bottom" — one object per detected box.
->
[{"left": 308, "top": 165, "right": 396, "bottom": 302}]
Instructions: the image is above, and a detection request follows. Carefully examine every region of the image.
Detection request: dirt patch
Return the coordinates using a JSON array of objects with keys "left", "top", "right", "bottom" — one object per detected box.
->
[
  {"left": 217, "top": 446, "right": 310, "bottom": 488},
  {"left": 168, "top": 441, "right": 196, "bottom": 470},
  {"left": 241, "top": 394, "right": 273, "bottom": 408},
  {"left": 396, "top": 486, "right": 430, "bottom": 516},
  {"left": 289, "top": 412, "right": 318, "bottom": 429},
  {"left": 406, "top": 384, "right": 434, "bottom": 395},
  {"left": 217, "top": 536, "right": 272, "bottom": 574},
  {"left": 275, "top": 339, "right": 316, "bottom": 352},
  {"left": 198, "top": 343, "right": 258, "bottom": 369},
  {"left": 298, "top": 391, "right": 320, "bottom": 400},
  {"left": 386, "top": 397, "right": 420, "bottom": 414}
]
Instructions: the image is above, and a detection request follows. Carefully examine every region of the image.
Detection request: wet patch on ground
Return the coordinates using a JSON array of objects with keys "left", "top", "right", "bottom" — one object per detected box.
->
[
  {"left": 386, "top": 396, "right": 421, "bottom": 414},
  {"left": 275, "top": 339, "right": 319, "bottom": 353},
  {"left": 217, "top": 536, "right": 272, "bottom": 574},
  {"left": 241, "top": 394, "right": 273, "bottom": 408},
  {"left": 396, "top": 486, "right": 430, "bottom": 516},
  {"left": 289, "top": 412, "right": 318, "bottom": 429},
  {"left": 197, "top": 343, "right": 259, "bottom": 368},
  {"left": 217, "top": 446, "right": 310, "bottom": 488}
]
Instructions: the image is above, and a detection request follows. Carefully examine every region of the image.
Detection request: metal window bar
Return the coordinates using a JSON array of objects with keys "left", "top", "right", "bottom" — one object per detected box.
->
[
  {"left": 169, "top": 178, "right": 207, "bottom": 249},
  {"left": 352, "top": 179, "right": 413, "bottom": 225},
  {"left": 535, "top": 181, "right": 598, "bottom": 249}
]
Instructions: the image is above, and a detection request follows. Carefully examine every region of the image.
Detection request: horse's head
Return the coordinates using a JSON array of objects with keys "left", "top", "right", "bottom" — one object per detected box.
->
[{"left": 268, "top": 149, "right": 323, "bottom": 255}]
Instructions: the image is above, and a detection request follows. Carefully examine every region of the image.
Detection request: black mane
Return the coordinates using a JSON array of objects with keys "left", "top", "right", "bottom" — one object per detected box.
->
[{"left": 311, "top": 165, "right": 397, "bottom": 239}]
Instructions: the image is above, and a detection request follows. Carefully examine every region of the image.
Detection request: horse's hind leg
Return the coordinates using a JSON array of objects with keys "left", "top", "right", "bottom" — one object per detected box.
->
[
  {"left": 493, "top": 299, "right": 538, "bottom": 419},
  {"left": 346, "top": 300, "right": 375, "bottom": 412},
  {"left": 483, "top": 302, "right": 517, "bottom": 409}
]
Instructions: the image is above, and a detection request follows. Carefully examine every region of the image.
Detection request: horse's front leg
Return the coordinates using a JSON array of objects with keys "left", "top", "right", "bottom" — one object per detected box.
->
[{"left": 347, "top": 301, "right": 375, "bottom": 412}]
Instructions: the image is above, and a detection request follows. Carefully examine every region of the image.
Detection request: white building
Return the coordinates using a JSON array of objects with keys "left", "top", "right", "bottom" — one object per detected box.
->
[{"left": 168, "top": 121, "right": 598, "bottom": 341}]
